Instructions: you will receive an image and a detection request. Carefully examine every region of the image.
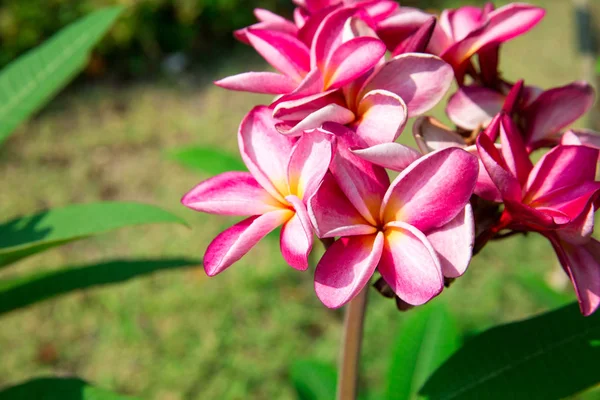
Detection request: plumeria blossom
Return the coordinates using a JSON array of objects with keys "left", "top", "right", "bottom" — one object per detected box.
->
[
  {"left": 446, "top": 80, "right": 596, "bottom": 150},
  {"left": 476, "top": 113, "right": 600, "bottom": 315},
  {"left": 273, "top": 52, "right": 453, "bottom": 145},
  {"left": 182, "top": 106, "right": 334, "bottom": 273},
  {"left": 428, "top": 3, "right": 545, "bottom": 83},
  {"left": 309, "top": 124, "right": 479, "bottom": 308}
]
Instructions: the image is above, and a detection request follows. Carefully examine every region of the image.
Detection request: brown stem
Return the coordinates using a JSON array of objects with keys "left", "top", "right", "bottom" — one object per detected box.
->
[{"left": 336, "top": 285, "right": 369, "bottom": 400}]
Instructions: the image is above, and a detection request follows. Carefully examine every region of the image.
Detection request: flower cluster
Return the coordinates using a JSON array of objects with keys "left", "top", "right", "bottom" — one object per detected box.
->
[{"left": 182, "top": 0, "right": 600, "bottom": 315}]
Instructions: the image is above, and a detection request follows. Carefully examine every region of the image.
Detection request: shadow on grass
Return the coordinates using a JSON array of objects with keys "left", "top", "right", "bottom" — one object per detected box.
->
[{"left": 0, "top": 258, "right": 201, "bottom": 316}]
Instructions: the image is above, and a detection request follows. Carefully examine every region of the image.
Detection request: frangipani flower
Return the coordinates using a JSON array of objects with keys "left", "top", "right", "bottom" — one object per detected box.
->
[
  {"left": 309, "top": 124, "right": 478, "bottom": 308},
  {"left": 273, "top": 52, "right": 453, "bottom": 146},
  {"left": 182, "top": 106, "right": 334, "bottom": 273},
  {"left": 216, "top": 6, "right": 387, "bottom": 96},
  {"left": 429, "top": 3, "right": 545, "bottom": 82},
  {"left": 477, "top": 114, "right": 600, "bottom": 314},
  {"left": 446, "top": 81, "right": 595, "bottom": 150}
]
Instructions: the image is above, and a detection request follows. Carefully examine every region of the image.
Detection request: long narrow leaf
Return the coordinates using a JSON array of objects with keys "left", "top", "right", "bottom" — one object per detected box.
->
[
  {"left": 385, "top": 303, "right": 460, "bottom": 400},
  {"left": 420, "top": 303, "right": 600, "bottom": 400},
  {"left": 168, "top": 146, "right": 246, "bottom": 175},
  {"left": 0, "top": 7, "right": 122, "bottom": 143},
  {"left": 0, "top": 202, "right": 186, "bottom": 267},
  {"left": 0, "top": 377, "right": 138, "bottom": 399},
  {"left": 0, "top": 258, "right": 200, "bottom": 315}
]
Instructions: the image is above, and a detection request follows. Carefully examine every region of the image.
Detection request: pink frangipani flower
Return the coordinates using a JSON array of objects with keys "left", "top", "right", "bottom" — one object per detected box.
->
[
  {"left": 477, "top": 114, "right": 600, "bottom": 315},
  {"left": 429, "top": 3, "right": 545, "bottom": 83},
  {"left": 182, "top": 106, "right": 334, "bottom": 274},
  {"left": 308, "top": 124, "right": 479, "bottom": 308}
]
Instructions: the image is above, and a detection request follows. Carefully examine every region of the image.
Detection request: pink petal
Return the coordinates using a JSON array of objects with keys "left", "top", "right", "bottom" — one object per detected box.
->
[
  {"left": 504, "top": 200, "right": 565, "bottom": 230},
  {"left": 523, "top": 82, "right": 595, "bottom": 146},
  {"left": 524, "top": 145, "right": 599, "bottom": 202},
  {"left": 558, "top": 203, "right": 595, "bottom": 245},
  {"left": 280, "top": 195, "right": 314, "bottom": 270},
  {"left": 379, "top": 221, "right": 443, "bottom": 305},
  {"left": 382, "top": 147, "right": 479, "bottom": 232},
  {"left": 239, "top": 106, "right": 296, "bottom": 202},
  {"left": 499, "top": 114, "right": 533, "bottom": 188},
  {"left": 247, "top": 29, "right": 310, "bottom": 81},
  {"left": 391, "top": 16, "right": 436, "bottom": 56},
  {"left": 412, "top": 116, "right": 466, "bottom": 154},
  {"left": 530, "top": 181, "right": 600, "bottom": 223},
  {"left": 326, "top": 122, "right": 390, "bottom": 225},
  {"left": 308, "top": 173, "right": 377, "bottom": 238},
  {"left": 377, "top": 7, "right": 433, "bottom": 51},
  {"left": 445, "top": 6, "right": 484, "bottom": 42},
  {"left": 273, "top": 88, "right": 338, "bottom": 121},
  {"left": 298, "top": 5, "right": 341, "bottom": 47},
  {"left": 550, "top": 236, "right": 600, "bottom": 316},
  {"left": 476, "top": 132, "right": 522, "bottom": 202},
  {"left": 360, "top": 0, "right": 398, "bottom": 24},
  {"left": 446, "top": 86, "right": 504, "bottom": 130},
  {"left": 276, "top": 103, "right": 356, "bottom": 135},
  {"left": 314, "top": 232, "right": 384, "bottom": 308},
  {"left": 360, "top": 53, "right": 454, "bottom": 117},
  {"left": 442, "top": 4, "right": 545, "bottom": 70},
  {"left": 426, "top": 205, "right": 474, "bottom": 278},
  {"left": 561, "top": 129, "right": 600, "bottom": 150},
  {"left": 351, "top": 142, "right": 421, "bottom": 171},
  {"left": 312, "top": 7, "right": 359, "bottom": 69},
  {"left": 354, "top": 89, "right": 408, "bottom": 146},
  {"left": 204, "top": 210, "right": 293, "bottom": 276},
  {"left": 287, "top": 129, "right": 335, "bottom": 200},
  {"left": 323, "top": 37, "right": 387, "bottom": 90},
  {"left": 181, "top": 171, "right": 284, "bottom": 216},
  {"left": 214, "top": 72, "right": 298, "bottom": 94}
]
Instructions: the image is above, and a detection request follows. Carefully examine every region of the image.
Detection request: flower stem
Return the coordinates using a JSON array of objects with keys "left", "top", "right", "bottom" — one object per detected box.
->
[{"left": 336, "top": 285, "right": 369, "bottom": 400}]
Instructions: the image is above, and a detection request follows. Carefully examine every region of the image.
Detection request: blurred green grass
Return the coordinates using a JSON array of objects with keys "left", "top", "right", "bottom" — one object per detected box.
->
[{"left": 0, "top": 0, "right": 597, "bottom": 399}]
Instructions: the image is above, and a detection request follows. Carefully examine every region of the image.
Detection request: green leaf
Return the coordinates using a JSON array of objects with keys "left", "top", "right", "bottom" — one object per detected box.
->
[
  {"left": 420, "top": 302, "right": 600, "bottom": 400},
  {"left": 0, "top": 377, "right": 138, "bottom": 399},
  {"left": 513, "top": 271, "right": 572, "bottom": 309},
  {"left": 385, "top": 303, "right": 460, "bottom": 400},
  {"left": 290, "top": 360, "right": 337, "bottom": 400},
  {"left": 0, "top": 7, "right": 122, "bottom": 144},
  {"left": 0, "top": 258, "right": 200, "bottom": 315},
  {"left": 0, "top": 202, "right": 186, "bottom": 267},
  {"left": 169, "top": 146, "right": 246, "bottom": 175}
]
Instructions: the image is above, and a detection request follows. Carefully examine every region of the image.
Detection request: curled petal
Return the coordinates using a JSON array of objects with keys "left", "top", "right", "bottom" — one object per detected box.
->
[
  {"left": 392, "top": 16, "right": 436, "bottom": 56},
  {"left": 382, "top": 147, "right": 479, "bottom": 232},
  {"left": 558, "top": 203, "right": 595, "bottom": 245},
  {"left": 355, "top": 90, "right": 408, "bottom": 146},
  {"left": 550, "top": 236, "right": 600, "bottom": 316},
  {"left": 523, "top": 81, "right": 595, "bottom": 146},
  {"left": 499, "top": 114, "right": 533, "bottom": 188},
  {"left": 524, "top": 145, "right": 599, "bottom": 202},
  {"left": 412, "top": 116, "right": 466, "bottom": 153},
  {"left": 476, "top": 132, "right": 522, "bottom": 202},
  {"left": 446, "top": 86, "right": 504, "bottom": 130},
  {"left": 181, "top": 172, "right": 283, "bottom": 216},
  {"left": 314, "top": 232, "right": 384, "bottom": 308},
  {"left": 287, "top": 129, "right": 335, "bottom": 200},
  {"left": 380, "top": 221, "right": 443, "bottom": 305},
  {"left": 360, "top": 53, "right": 454, "bottom": 117},
  {"left": 444, "top": 6, "right": 485, "bottom": 42},
  {"left": 214, "top": 72, "right": 298, "bottom": 94},
  {"left": 327, "top": 123, "right": 390, "bottom": 225},
  {"left": 247, "top": 29, "right": 310, "bottom": 81},
  {"left": 324, "top": 37, "right": 387, "bottom": 90},
  {"left": 239, "top": 106, "right": 296, "bottom": 202},
  {"left": 377, "top": 7, "right": 433, "bottom": 51},
  {"left": 276, "top": 104, "right": 355, "bottom": 135},
  {"left": 351, "top": 142, "right": 421, "bottom": 171},
  {"left": 312, "top": 7, "right": 359, "bottom": 69},
  {"left": 309, "top": 173, "right": 377, "bottom": 238},
  {"left": 204, "top": 210, "right": 293, "bottom": 276},
  {"left": 280, "top": 195, "right": 314, "bottom": 271},
  {"left": 426, "top": 205, "right": 474, "bottom": 278}
]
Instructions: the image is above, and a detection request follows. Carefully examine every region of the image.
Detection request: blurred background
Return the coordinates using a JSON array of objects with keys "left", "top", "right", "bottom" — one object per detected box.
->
[{"left": 0, "top": 0, "right": 599, "bottom": 399}]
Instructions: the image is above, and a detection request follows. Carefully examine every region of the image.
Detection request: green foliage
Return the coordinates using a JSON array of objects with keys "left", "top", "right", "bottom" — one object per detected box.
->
[
  {"left": 0, "top": 202, "right": 186, "bottom": 267},
  {"left": 169, "top": 146, "right": 246, "bottom": 175},
  {"left": 0, "top": 258, "right": 200, "bottom": 316},
  {"left": 420, "top": 302, "right": 600, "bottom": 400},
  {"left": 0, "top": 377, "right": 138, "bottom": 399},
  {"left": 385, "top": 303, "right": 460, "bottom": 400},
  {"left": 0, "top": 7, "right": 122, "bottom": 144},
  {"left": 290, "top": 360, "right": 338, "bottom": 400}
]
